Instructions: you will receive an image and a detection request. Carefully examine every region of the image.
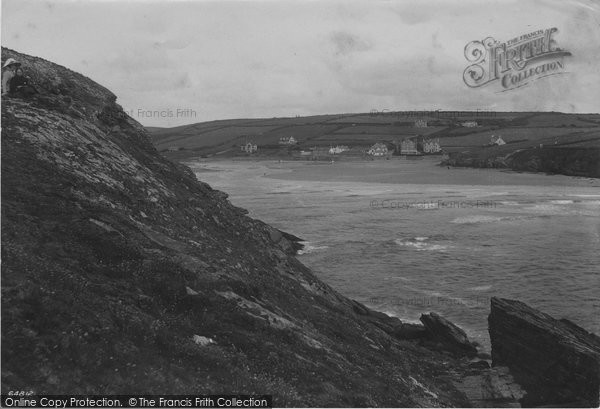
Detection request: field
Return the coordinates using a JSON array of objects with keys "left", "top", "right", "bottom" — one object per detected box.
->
[{"left": 147, "top": 111, "right": 600, "bottom": 160}]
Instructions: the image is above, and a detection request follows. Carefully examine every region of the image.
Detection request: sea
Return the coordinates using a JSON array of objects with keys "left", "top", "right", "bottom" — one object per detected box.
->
[{"left": 188, "top": 158, "right": 600, "bottom": 350}]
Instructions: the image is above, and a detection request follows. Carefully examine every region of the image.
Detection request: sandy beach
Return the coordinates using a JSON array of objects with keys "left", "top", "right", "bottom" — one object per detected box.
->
[{"left": 196, "top": 156, "right": 600, "bottom": 188}]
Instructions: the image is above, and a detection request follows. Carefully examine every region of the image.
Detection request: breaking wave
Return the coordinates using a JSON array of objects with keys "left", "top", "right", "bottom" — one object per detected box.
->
[
  {"left": 394, "top": 236, "right": 451, "bottom": 252},
  {"left": 297, "top": 242, "right": 329, "bottom": 255}
]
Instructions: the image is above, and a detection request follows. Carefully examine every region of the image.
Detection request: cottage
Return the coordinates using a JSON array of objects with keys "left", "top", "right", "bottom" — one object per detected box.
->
[
  {"left": 279, "top": 136, "right": 297, "bottom": 145},
  {"left": 422, "top": 138, "right": 441, "bottom": 153},
  {"left": 368, "top": 143, "right": 388, "bottom": 157},
  {"left": 462, "top": 121, "right": 478, "bottom": 127},
  {"left": 400, "top": 139, "right": 419, "bottom": 155},
  {"left": 490, "top": 135, "right": 506, "bottom": 146},
  {"left": 241, "top": 142, "right": 257, "bottom": 153}
]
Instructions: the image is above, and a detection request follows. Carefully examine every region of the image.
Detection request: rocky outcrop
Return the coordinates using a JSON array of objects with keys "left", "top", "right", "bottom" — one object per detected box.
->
[
  {"left": 420, "top": 313, "right": 478, "bottom": 357},
  {"left": 452, "top": 365, "right": 525, "bottom": 408},
  {"left": 489, "top": 297, "right": 600, "bottom": 407},
  {"left": 393, "top": 323, "right": 428, "bottom": 340},
  {"left": 508, "top": 147, "right": 600, "bottom": 178},
  {"left": 1, "top": 47, "right": 486, "bottom": 406},
  {"left": 442, "top": 147, "right": 600, "bottom": 178}
]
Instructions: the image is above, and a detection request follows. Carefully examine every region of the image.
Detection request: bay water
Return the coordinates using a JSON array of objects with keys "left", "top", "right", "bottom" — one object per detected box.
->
[{"left": 189, "top": 158, "right": 600, "bottom": 349}]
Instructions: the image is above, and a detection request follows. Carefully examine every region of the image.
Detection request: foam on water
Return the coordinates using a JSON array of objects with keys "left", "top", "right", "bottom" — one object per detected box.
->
[
  {"left": 297, "top": 242, "right": 330, "bottom": 255},
  {"left": 525, "top": 201, "right": 600, "bottom": 217},
  {"left": 394, "top": 237, "right": 451, "bottom": 252},
  {"left": 468, "top": 285, "right": 493, "bottom": 291},
  {"left": 451, "top": 215, "right": 510, "bottom": 224},
  {"left": 550, "top": 200, "right": 575, "bottom": 204}
]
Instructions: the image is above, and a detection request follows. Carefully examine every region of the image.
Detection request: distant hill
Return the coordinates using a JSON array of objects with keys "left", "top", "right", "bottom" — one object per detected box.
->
[{"left": 146, "top": 111, "right": 600, "bottom": 159}]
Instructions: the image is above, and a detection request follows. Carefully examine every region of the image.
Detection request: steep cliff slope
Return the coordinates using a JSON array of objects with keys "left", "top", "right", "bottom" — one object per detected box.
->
[
  {"left": 1, "top": 48, "right": 478, "bottom": 406},
  {"left": 489, "top": 298, "right": 600, "bottom": 407}
]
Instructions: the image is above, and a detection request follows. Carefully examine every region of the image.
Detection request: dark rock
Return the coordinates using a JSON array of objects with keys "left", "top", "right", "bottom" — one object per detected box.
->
[
  {"left": 350, "top": 300, "right": 369, "bottom": 316},
  {"left": 468, "top": 360, "right": 490, "bottom": 370},
  {"left": 266, "top": 226, "right": 304, "bottom": 255},
  {"left": 280, "top": 230, "right": 304, "bottom": 253},
  {"left": 445, "top": 147, "right": 600, "bottom": 178},
  {"left": 560, "top": 318, "right": 599, "bottom": 339},
  {"left": 489, "top": 297, "right": 600, "bottom": 408},
  {"left": 420, "top": 312, "right": 478, "bottom": 357},
  {"left": 452, "top": 365, "right": 524, "bottom": 408},
  {"left": 393, "top": 323, "right": 428, "bottom": 340}
]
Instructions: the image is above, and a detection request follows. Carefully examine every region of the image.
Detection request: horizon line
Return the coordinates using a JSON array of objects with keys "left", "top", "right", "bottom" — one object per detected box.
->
[{"left": 139, "top": 109, "right": 600, "bottom": 129}]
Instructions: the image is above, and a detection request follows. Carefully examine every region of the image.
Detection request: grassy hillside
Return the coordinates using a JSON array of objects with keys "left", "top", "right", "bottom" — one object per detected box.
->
[{"left": 147, "top": 112, "right": 600, "bottom": 162}]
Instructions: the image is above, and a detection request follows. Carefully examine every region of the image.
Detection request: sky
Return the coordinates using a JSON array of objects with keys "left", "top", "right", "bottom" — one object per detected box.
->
[{"left": 2, "top": 0, "right": 599, "bottom": 127}]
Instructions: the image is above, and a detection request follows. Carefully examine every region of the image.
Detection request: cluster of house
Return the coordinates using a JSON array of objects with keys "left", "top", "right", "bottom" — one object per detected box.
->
[
  {"left": 239, "top": 133, "right": 509, "bottom": 157},
  {"left": 292, "top": 139, "right": 443, "bottom": 158},
  {"left": 398, "top": 137, "right": 442, "bottom": 155},
  {"left": 365, "top": 137, "right": 442, "bottom": 156},
  {"left": 279, "top": 136, "right": 297, "bottom": 145},
  {"left": 488, "top": 135, "right": 506, "bottom": 146}
]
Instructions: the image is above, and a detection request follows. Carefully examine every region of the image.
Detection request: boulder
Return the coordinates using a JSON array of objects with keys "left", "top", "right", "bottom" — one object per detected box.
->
[
  {"left": 489, "top": 297, "right": 600, "bottom": 407},
  {"left": 420, "top": 312, "right": 478, "bottom": 357}
]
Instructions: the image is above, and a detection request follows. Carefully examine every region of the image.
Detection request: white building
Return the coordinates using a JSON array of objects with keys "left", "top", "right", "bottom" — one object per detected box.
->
[
  {"left": 423, "top": 138, "right": 441, "bottom": 153},
  {"left": 415, "top": 119, "right": 428, "bottom": 128},
  {"left": 368, "top": 143, "right": 388, "bottom": 156},
  {"left": 241, "top": 142, "right": 258, "bottom": 153},
  {"left": 462, "top": 121, "right": 478, "bottom": 127},
  {"left": 490, "top": 135, "right": 506, "bottom": 146},
  {"left": 279, "top": 136, "right": 298, "bottom": 145},
  {"left": 328, "top": 145, "right": 349, "bottom": 155},
  {"left": 400, "top": 139, "right": 419, "bottom": 155}
]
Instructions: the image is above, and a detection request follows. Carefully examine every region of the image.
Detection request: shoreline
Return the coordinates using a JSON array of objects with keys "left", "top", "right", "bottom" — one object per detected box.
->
[
  {"left": 186, "top": 156, "right": 600, "bottom": 351},
  {"left": 185, "top": 156, "right": 600, "bottom": 188}
]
